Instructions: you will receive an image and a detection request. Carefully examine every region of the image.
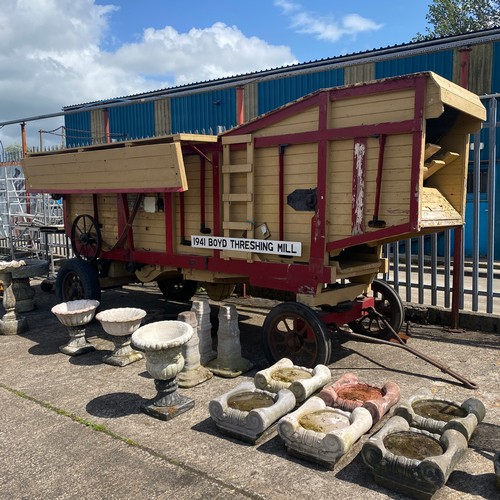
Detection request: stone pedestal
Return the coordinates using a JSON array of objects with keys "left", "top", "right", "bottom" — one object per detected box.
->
[
  {"left": 206, "top": 304, "right": 253, "bottom": 377},
  {"left": 11, "top": 259, "right": 49, "bottom": 313},
  {"left": 177, "top": 311, "right": 213, "bottom": 388},
  {"left": 191, "top": 299, "right": 216, "bottom": 365},
  {"left": 0, "top": 260, "right": 29, "bottom": 335}
]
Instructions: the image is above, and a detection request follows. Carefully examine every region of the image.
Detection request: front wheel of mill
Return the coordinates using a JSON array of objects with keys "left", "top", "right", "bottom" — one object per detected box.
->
[{"left": 262, "top": 302, "right": 331, "bottom": 368}]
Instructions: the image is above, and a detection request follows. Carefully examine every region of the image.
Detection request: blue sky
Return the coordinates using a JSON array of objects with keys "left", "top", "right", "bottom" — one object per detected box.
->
[{"left": 0, "top": 0, "right": 431, "bottom": 146}]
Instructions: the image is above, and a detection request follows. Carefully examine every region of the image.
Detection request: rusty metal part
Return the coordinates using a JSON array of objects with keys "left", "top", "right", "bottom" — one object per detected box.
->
[{"left": 336, "top": 306, "right": 479, "bottom": 390}]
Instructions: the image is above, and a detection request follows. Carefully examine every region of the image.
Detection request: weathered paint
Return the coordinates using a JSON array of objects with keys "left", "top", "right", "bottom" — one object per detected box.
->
[{"left": 352, "top": 139, "right": 367, "bottom": 235}]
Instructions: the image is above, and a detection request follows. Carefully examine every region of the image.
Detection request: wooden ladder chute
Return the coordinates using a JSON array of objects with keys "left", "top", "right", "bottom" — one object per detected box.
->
[{"left": 221, "top": 134, "right": 255, "bottom": 260}]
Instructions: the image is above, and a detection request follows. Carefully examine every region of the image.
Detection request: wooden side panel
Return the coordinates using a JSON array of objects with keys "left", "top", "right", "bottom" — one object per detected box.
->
[
  {"left": 252, "top": 106, "right": 319, "bottom": 137},
  {"left": 90, "top": 110, "right": 105, "bottom": 144},
  {"left": 327, "top": 135, "right": 413, "bottom": 243},
  {"left": 329, "top": 89, "right": 415, "bottom": 129},
  {"left": 253, "top": 143, "right": 317, "bottom": 262},
  {"left": 23, "top": 142, "right": 187, "bottom": 193}
]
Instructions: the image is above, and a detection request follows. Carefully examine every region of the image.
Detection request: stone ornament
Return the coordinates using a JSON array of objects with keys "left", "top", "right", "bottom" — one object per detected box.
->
[
  {"left": 393, "top": 387, "right": 486, "bottom": 441},
  {"left": 177, "top": 311, "right": 213, "bottom": 388},
  {"left": 0, "top": 260, "right": 28, "bottom": 335},
  {"left": 51, "top": 299, "right": 99, "bottom": 355},
  {"left": 132, "top": 320, "right": 194, "bottom": 421},
  {"left": 362, "top": 415, "right": 468, "bottom": 499},
  {"left": 190, "top": 299, "right": 216, "bottom": 365},
  {"left": 209, "top": 380, "right": 296, "bottom": 444},
  {"left": 278, "top": 396, "right": 373, "bottom": 468},
  {"left": 95, "top": 307, "right": 146, "bottom": 366},
  {"left": 206, "top": 304, "right": 253, "bottom": 377},
  {"left": 318, "top": 372, "right": 400, "bottom": 423},
  {"left": 11, "top": 259, "right": 49, "bottom": 313},
  {"left": 254, "top": 358, "right": 331, "bottom": 403}
]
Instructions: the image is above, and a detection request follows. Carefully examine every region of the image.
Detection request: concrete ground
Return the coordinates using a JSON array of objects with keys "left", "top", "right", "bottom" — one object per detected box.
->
[{"left": 0, "top": 281, "right": 498, "bottom": 500}]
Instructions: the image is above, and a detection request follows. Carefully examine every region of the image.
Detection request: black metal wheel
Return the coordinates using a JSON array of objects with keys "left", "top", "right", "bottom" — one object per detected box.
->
[
  {"left": 157, "top": 276, "right": 198, "bottom": 302},
  {"left": 71, "top": 214, "right": 102, "bottom": 261},
  {"left": 348, "top": 279, "right": 404, "bottom": 339},
  {"left": 262, "top": 302, "right": 331, "bottom": 368},
  {"left": 56, "top": 258, "right": 101, "bottom": 302}
]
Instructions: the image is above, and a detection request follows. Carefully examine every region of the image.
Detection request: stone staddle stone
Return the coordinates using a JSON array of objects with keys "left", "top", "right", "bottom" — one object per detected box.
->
[{"left": 191, "top": 299, "right": 216, "bottom": 365}]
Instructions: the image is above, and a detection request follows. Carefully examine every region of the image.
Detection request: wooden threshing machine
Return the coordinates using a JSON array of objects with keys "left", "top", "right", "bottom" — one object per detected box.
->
[{"left": 23, "top": 72, "right": 486, "bottom": 368}]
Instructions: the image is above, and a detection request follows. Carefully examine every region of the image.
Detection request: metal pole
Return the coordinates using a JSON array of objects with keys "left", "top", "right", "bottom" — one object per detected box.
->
[{"left": 487, "top": 97, "right": 497, "bottom": 313}]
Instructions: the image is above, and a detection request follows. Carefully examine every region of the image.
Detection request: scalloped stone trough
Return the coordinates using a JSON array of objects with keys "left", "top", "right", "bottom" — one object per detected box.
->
[
  {"left": 277, "top": 396, "right": 373, "bottom": 468},
  {"left": 362, "top": 415, "right": 468, "bottom": 499},
  {"left": 318, "top": 372, "right": 400, "bottom": 423},
  {"left": 393, "top": 387, "right": 486, "bottom": 441},
  {"left": 209, "top": 380, "right": 296, "bottom": 444},
  {"left": 254, "top": 358, "right": 331, "bottom": 403}
]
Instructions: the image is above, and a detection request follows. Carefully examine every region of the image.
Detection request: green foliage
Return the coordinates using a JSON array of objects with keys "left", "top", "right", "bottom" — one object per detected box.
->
[{"left": 414, "top": 0, "right": 500, "bottom": 40}]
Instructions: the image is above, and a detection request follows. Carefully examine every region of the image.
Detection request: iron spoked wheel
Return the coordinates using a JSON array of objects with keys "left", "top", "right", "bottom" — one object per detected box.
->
[
  {"left": 348, "top": 279, "right": 404, "bottom": 340},
  {"left": 71, "top": 214, "right": 102, "bottom": 261},
  {"left": 262, "top": 302, "right": 331, "bottom": 368},
  {"left": 157, "top": 277, "right": 198, "bottom": 302},
  {"left": 56, "top": 258, "right": 101, "bottom": 302}
]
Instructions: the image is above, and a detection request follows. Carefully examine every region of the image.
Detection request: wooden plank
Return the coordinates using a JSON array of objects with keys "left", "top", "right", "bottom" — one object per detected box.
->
[
  {"left": 424, "top": 143, "right": 441, "bottom": 160},
  {"left": 223, "top": 193, "right": 253, "bottom": 202},
  {"left": 221, "top": 163, "right": 253, "bottom": 174},
  {"left": 221, "top": 134, "right": 252, "bottom": 145}
]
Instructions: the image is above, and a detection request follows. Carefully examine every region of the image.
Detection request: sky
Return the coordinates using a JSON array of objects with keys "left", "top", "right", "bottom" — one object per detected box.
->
[{"left": 0, "top": 0, "right": 430, "bottom": 149}]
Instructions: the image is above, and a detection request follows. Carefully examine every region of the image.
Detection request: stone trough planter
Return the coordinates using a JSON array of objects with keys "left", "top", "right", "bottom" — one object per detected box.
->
[
  {"left": 318, "top": 372, "right": 400, "bottom": 423},
  {"left": 393, "top": 387, "right": 486, "bottom": 441},
  {"left": 362, "top": 415, "right": 468, "bottom": 499},
  {"left": 209, "top": 380, "right": 296, "bottom": 444},
  {"left": 277, "top": 396, "right": 373, "bottom": 468},
  {"left": 254, "top": 358, "right": 331, "bottom": 403}
]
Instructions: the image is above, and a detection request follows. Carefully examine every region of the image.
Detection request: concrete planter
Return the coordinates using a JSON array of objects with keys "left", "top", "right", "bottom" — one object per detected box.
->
[
  {"left": 0, "top": 260, "right": 28, "bottom": 334},
  {"left": 393, "top": 387, "right": 486, "bottom": 441},
  {"left": 96, "top": 307, "right": 146, "bottom": 366},
  {"left": 318, "top": 372, "right": 400, "bottom": 423},
  {"left": 51, "top": 299, "right": 99, "bottom": 355},
  {"left": 209, "top": 380, "right": 296, "bottom": 444},
  {"left": 362, "top": 415, "right": 468, "bottom": 499},
  {"left": 278, "top": 396, "right": 373, "bottom": 468},
  {"left": 254, "top": 358, "right": 331, "bottom": 403}
]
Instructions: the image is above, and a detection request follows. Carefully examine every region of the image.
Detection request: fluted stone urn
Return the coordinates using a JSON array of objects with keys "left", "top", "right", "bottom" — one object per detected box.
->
[
  {"left": 393, "top": 387, "right": 486, "bottom": 441},
  {"left": 51, "top": 299, "right": 99, "bottom": 355},
  {"left": 254, "top": 358, "right": 331, "bottom": 403},
  {"left": 362, "top": 415, "right": 468, "bottom": 499},
  {"left": 132, "top": 320, "right": 194, "bottom": 421},
  {"left": 96, "top": 307, "right": 146, "bottom": 366},
  {"left": 209, "top": 380, "right": 296, "bottom": 444},
  {"left": 0, "top": 260, "right": 28, "bottom": 335}
]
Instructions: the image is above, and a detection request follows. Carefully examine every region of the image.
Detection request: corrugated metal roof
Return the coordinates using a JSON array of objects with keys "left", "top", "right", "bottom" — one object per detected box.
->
[{"left": 64, "top": 27, "right": 500, "bottom": 111}]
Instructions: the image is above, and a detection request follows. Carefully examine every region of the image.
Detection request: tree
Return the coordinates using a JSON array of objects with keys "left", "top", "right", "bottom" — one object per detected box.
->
[{"left": 414, "top": 0, "right": 500, "bottom": 40}]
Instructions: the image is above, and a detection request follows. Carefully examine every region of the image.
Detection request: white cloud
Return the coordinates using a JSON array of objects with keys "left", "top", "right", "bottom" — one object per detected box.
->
[
  {"left": 0, "top": 0, "right": 297, "bottom": 147},
  {"left": 274, "top": 1, "right": 383, "bottom": 42}
]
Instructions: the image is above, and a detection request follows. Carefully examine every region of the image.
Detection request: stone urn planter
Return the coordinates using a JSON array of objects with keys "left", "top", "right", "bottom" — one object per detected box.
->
[
  {"left": 0, "top": 260, "right": 28, "bottom": 335},
  {"left": 254, "top": 358, "right": 331, "bottom": 403},
  {"left": 132, "top": 320, "right": 194, "bottom": 421},
  {"left": 51, "top": 299, "right": 100, "bottom": 355},
  {"left": 393, "top": 387, "right": 486, "bottom": 441},
  {"left": 209, "top": 380, "right": 296, "bottom": 444},
  {"left": 362, "top": 415, "right": 468, "bottom": 499},
  {"left": 277, "top": 396, "right": 373, "bottom": 468},
  {"left": 95, "top": 307, "right": 146, "bottom": 366},
  {"left": 318, "top": 372, "right": 400, "bottom": 423}
]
